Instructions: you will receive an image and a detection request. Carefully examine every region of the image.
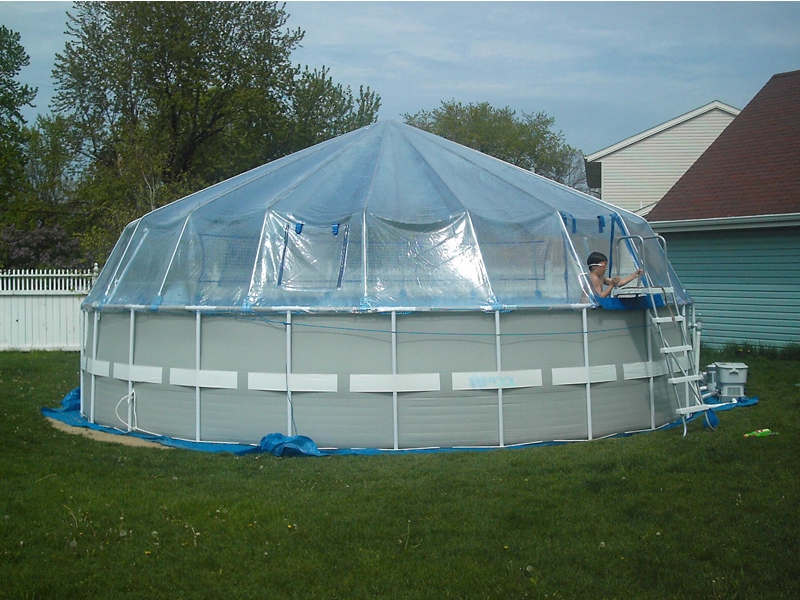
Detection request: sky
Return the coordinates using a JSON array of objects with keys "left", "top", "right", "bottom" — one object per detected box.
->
[{"left": 3, "top": 1, "right": 800, "bottom": 154}]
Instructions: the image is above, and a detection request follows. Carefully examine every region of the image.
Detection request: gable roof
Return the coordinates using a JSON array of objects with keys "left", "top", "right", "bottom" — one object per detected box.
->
[
  {"left": 585, "top": 100, "right": 740, "bottom": 162},
  {"left": 646, "top": 70, "right": 800, "bottom": 222}
]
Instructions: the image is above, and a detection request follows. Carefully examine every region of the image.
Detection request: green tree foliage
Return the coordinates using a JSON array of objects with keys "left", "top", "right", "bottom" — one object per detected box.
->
[
  {"left": 49, "top": 1, "right": 381, "bottom": 262},
  {"left": 0, "top": 115, "right": 95, "bottom": 269},
  {"left": 404, "top": 100, "right": 587, "bottom": 191},
  {"left": 53, "top": 1, "right": 303, "bottom": 186},
  {"left": 17, "top": 116, "right": 83, "bottom": 227},
  {"left": 0, "top": 25, "right": 37, "bottom": 212},
  {"left": 0, "top": 223, "right": 90, "bottom": 269},
  {"left": 0, "top": 28, "right": 78, "bottom": 270},
  {"left": 288, "top": 67, "right": 382, "bottom": 154}
]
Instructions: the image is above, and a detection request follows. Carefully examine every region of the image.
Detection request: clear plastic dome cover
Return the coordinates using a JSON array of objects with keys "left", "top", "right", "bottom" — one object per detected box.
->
[{"left": 85, "top": 120, "right": 689, "bottom": 312}]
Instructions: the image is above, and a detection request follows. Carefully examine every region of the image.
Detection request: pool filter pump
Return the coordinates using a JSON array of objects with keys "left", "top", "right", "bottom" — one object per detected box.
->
[{"left": 704, "top": 362, "right": 748, "bottom": 401}]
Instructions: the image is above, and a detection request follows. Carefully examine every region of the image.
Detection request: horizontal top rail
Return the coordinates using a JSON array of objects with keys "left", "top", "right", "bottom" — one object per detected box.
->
[{"left": 0, "top": 264, "right": 99, "bottom": 294}]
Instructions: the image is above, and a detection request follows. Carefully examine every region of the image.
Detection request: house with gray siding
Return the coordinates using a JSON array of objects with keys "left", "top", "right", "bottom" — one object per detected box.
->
[
  {"left": 585, "top": 101, "right": 740, "bottom": 214},
  {"left": 647, "top": 70, "right": 800, "bottom": 348}
]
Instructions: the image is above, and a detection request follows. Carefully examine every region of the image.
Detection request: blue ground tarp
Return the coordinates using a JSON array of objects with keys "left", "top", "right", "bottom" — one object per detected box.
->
[
  {"left": 42, "top": 388, "right": 758, "bottom": 457},
  {"left": 41, "top": 388, "right": 261, "bottom": 454}
]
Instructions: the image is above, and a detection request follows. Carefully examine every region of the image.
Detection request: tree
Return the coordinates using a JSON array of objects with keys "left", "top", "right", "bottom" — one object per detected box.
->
[
  {"left": 217, "top": 65, "right": 381, "bottom": 176},
  {"left": 51, "top": 1, "right": 381, "bottom": 262},
  {"left": 0, "top": 115, "right": 99, "bottom": 268},
  {"left": 287, "top": 67, "right": 381, "bottom": 154},
  {"left": 53, "top": 1, "right": 304, "bottom": 186},
  {"left": 23, "top": 116, "right": 82, "bottom": 214},
  {"left": 0, "top": 25, "right": 37, "bottom": 212},
  {"left": 404, "top": 100, "right": 587, "bottom": 190},
  {"left": 0, "top": 223, "right": 91, "bottom": 269}
]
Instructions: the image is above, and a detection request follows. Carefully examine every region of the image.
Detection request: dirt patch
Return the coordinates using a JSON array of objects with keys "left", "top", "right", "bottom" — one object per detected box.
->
[{"left": 46, "top": 418, "right": 172, "bottom": 450}]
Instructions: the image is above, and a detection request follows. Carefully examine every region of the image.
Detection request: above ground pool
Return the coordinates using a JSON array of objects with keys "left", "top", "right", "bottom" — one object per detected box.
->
[{"left": 80, "top": 121, "right": 698, "bottom": 449}]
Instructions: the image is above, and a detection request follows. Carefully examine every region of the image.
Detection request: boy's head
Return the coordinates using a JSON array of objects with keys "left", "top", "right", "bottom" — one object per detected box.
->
[{"left": 587, "top": 252, "right": 608, "bottom": 272}]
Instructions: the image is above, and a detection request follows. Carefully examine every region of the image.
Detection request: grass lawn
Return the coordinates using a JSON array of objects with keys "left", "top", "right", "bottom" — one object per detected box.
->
[{"left": 1, "top": 349, "right": 798, "bottom": 599}]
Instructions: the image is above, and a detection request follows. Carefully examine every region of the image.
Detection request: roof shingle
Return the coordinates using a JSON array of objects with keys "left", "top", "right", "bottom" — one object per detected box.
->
[{"left": 646, "top": 70, "right": 800, "bottom": 222}]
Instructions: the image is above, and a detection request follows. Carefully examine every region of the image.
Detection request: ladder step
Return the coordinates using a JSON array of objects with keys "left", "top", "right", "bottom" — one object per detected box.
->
[
  {"left": 651, "top": 315, "right": 685, "bottom": 324},
  {"left": 615, "top": 286, "right": 674, "bottom": 296},
  {"left": 660, "top": 345, "right": 693, "bottom": 354},
  {"left": 669, "top": 374, "right": 703, "bottom": 385},
  {"left": 676, "top": 404, "right": 712, "bottom": 416},
  {"left": 677, "top": 401, "right": 738, "bottom": 415}
]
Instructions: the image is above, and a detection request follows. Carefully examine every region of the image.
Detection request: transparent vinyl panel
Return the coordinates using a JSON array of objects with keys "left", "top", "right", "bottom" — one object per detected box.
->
[{"left": 84, "top": 121, "right": 690, "bottom": 312}]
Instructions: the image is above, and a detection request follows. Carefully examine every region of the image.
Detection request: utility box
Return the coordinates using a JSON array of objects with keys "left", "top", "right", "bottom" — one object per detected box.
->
[{"left": 714, "top": 362, "right": 748, "bottom": 399}]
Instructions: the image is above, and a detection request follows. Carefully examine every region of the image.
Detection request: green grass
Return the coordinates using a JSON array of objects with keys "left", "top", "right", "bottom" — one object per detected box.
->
[{"left": 1, "top": 350, "right": 798, "bottom": 599}]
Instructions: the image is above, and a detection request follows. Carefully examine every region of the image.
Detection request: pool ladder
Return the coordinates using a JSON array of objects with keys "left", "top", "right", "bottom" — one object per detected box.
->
[{"left": 612, "top": 235, "right": 715, "bottom": 435}]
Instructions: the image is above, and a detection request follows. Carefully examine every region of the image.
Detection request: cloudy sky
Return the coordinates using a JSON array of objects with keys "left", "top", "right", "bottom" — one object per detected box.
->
[{"left": 4, "top": 1, "right": 800, "bottom": 154}]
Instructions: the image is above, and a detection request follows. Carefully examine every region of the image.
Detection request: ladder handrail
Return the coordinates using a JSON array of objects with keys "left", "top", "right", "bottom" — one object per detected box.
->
[{"left": 612, "top": 233, "right": 673, "bottom": 291}]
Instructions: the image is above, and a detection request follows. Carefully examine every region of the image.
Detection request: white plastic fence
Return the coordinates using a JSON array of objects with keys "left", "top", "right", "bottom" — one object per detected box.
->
[{"left": 0, "top": 266, "right": 98, "bottom": 351}]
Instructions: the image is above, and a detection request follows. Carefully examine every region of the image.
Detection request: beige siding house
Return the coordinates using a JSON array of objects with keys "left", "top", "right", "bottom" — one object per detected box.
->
[{"left": 585, "top": 101, "right": 739, "bottom": 214}]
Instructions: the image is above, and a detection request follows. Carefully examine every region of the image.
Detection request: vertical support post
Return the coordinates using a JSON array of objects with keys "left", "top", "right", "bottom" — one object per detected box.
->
[
  {"left": 647, "top": 309, "right": 655, "bottom": 430},
  {"left": 691, "top": 304, "right": 701, "bottom": 381},
  {"left": 79, "top": 309, "right": 86, "bottom": 416},
  {"left": 127, "top": 309, "right": 135, "bottom": 432},
  {"left": 361, "top": 211, "right": 368, "bottom": 302},
  {"left": 682, "top": 305, "right": 691, "bottom": 409},
  {"left": 90, "top": 310, "right": 99, "bottom": 423},
  {"left": 582, "top": 308, "right": 593, "bottom": 441},
  {"left": 286, "top": 310, "right": 293, "bottom": 436},
  {"left": 195, "top": 311, "right": 201, "bottom": 442},
  {"left": 495, "top": 310, "right": 505, "bottom": 447},
  {"left": 391, "top": 311, "right": 399, "bottom": 451}
]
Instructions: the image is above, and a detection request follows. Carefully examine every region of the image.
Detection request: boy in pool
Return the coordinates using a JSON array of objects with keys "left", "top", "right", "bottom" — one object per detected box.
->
[{"left": 587, "top": 251, "right": 643, "bottom": 298}]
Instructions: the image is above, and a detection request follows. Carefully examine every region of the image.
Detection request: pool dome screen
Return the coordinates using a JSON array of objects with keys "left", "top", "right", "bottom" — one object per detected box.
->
[{"left": 81, "top": 121, "right": 694, "bottom": 450}]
